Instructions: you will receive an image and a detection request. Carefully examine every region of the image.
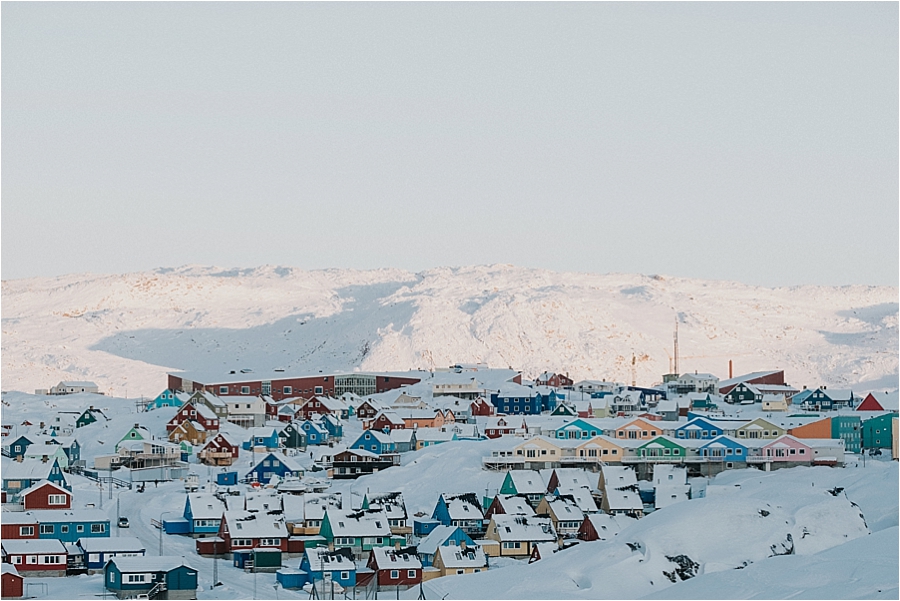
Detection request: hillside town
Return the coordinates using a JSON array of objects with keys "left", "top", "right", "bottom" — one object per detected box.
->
[{"left": 1, "top": 363, "right": 897, "bottom": 599}]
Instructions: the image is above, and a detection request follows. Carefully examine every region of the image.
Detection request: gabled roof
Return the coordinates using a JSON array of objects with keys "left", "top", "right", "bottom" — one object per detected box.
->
[
  {"left": 187, "top": 493, "right": 227, "bottom": 520},
  {"left": 436, "top": 545, "right": 486, "bottom": 569},
  {"left": 223, "top": 509, "right": 288, "bottom": 539},
  {"left": 493, "top": 495, "right": 535, "bottom": 517},
  {"left": 1, "top": 458, "right": 60, "bottom": 480},
  {"left": 370, "top": 547, "right": 421, "bottom": 570},
  {"left": 20, "top": 479, "right": 70, "bottom": 499},
  {"left": 506, "top": 471, "right": 547, "bottom": 495},
  {"left": 603, "top": 487, "right": 643, "bottom": 511},
  {"left": 77, "top": 537, "right": 145, "bottom": 553},
  {"left": 364, "top": 492, "right": 407, "bottom": 519},
  {"left": 441, "top": 493, "right": 484, "bottom": 520},
  {"left": 582, "top": 513, "right": 632, "bottom": 539},
  {"left": 326, "top": 508, "right": 391, "bottom": 537},
  {"left": 417, "top": 525, "right": 465, "bottom": 556},
  {"left": 490, "top": 514, "right": 556, "bottom": 542},
  {"left": 107, "top": 556, "right": 194, "bottom": 574},
  {"left": 600, "top": 466, "right": 638, "bottom": 489},
  {"left": 250, "top": 452, "right": 304, "bottom": 473},
  {"left": 305, "top": 547, "right": 355, "bottom": 572},
  {"left": 544, "top": 496, "right": 585, "bottom": 523},
  {"left": 1, "top": 539, "right": 67, "bottom": 555},
  {"left": 554, "top": 488, "right": 598, "bottom": 513}
]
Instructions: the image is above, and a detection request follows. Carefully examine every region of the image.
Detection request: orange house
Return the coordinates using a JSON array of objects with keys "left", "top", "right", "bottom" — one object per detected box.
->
[
  {"left": 398, "top": 409, "right": 455, "bottom": 430},
  {"left": 614, "top": 418, "right": 663, "bottom": 441},
  {"left": 788, "top": 418, "right": 832, "bottom": 440}
]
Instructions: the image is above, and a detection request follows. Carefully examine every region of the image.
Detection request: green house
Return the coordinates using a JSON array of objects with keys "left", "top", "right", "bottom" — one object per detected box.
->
[
  {"left": 861, "top": 414, "right": 893, "bottom": 449},
  {"left": 105, "top": 557, "right": 197, "bottom": 598},
  {"left": 320, "top": 508, "right": 403, "bottom": 558},
  {"left": 75, "top": 408, "right": 106, "bottom": 429},
  {"left": 636, "top": 436, "right": 687, "bottom": 459}
]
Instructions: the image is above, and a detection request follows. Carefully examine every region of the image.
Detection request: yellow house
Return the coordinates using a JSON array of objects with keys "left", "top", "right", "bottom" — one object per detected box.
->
[
  {"left": 735, "top": 418, "right": 785, "bottom": 440},
  {"left": 433, "top": 545, "right": 488, "bottom": 577},
  {"left": 484, "top": 514, "right": 556, "bottom": 557},
  {"left": 574, "top": 436, "right": 625, "bottom": 463},
  {"left": 513, "top": 436, "right": 568, "bottom": 461},
  {"left": 168, "top": 420, "right": 208, "bottom": 445}
]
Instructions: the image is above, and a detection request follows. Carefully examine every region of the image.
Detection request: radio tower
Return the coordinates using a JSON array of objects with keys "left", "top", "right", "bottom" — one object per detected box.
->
[{"left": 673, "top": 318, "right": 680, "bottom": 376}]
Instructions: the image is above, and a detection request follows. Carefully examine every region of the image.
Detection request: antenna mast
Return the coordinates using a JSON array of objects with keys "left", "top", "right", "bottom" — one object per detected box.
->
[
  {"left": 631, "top": 354, "right": 637, "bottom": 388},
  {"left": 673, "top": 318, "right": 680, "bottom": 376}
]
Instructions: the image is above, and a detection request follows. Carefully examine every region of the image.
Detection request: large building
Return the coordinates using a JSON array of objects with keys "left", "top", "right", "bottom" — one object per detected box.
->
[{"left": 167, "top": 370, "right": 422, "bottom": 401}]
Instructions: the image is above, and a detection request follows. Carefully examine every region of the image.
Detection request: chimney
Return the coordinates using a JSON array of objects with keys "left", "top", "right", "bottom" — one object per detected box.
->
[
  {"left": 40, "top": 422, "right": 45, "bottom": 429},
  {"left": 90, "top": 406, "right": 94, "bottom": 411},
  {"left": 135, "top": 423, "right": 140, "bottom": 428},
  {"left": 41, "top": 455, "right": 48, "bottom": 463},
  {"left": 728, "top": 360, "right": 733, "bottom": 379}
]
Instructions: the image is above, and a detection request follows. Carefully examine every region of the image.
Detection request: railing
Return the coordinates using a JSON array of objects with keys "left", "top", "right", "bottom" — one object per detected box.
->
[
  {"left": 147, "top": 580, "right": 167, "bottom": 600},
  {"left": 80, "top": 470, "right": 132, "bottom": 489}
]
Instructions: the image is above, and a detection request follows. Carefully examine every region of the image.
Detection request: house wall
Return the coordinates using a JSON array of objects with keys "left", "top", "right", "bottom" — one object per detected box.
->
[
  {"left": 788, "top": 419, "right": 832, "bottom": 440},
  {"left": 22, "top": 486, "right": 71, "bottom": 510}
]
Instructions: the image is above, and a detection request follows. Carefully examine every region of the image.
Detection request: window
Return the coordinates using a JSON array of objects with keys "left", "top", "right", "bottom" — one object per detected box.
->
[
  {"left": 40, "top": 524, "right": 54, "bottom": 534},
  {"left": 48, "top": 494, "right": 67, "bottom": 505},
  {"left": 283, "top": 386, "right": 292, "bottom": 395},
  {"left": 408, "top": 570, "right": 416, "bottom": 578},
  {"left": 390, "top": 570, "right": 399, "bottom": 579},
  {"left": 219, "top": 386, "right": 229, "bottom": 394},
  {"left": 91, "top": 523, "right": 105, "bottom": 533},
  {"left": 27, "top": 556, "right": 37, "bottom": 564},
  {"left": 241, "top": 386, "right": 250, "bottom": 395},
  {"left": 11, "top": 556, "right": 22, "bottom": 565},
  {"left": 127, "top": 574, "right": 148, "bottom": 583},
  {"left": 340, "top": 571, "right": 350, "bottom": 580},
  {"left": 41, "top": 555, "right": 62, "bottom": 564},
  {"left": 260, "top": 538, "right": 281, "bottom": 546},
  {"left": 77, "top": 525, "right": 84, "bottom": 533},
  {"left": 20, "top": 526, "right": 34, "bottom": 536},
  {"left": 315, "top": 386, "right": 324, "bottom": 395},
  {"left": 109, "top": 572, "right": 114, "bottom": 582}
]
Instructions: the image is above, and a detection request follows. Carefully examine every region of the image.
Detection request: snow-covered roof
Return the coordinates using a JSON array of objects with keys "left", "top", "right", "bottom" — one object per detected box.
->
[
  {"left": 187, "top": 493, "right": 227, "bottom": 520},
  {"left": 493, "top": 495, "right": 535, "bottom": 517},
  {"left": 869, "top": 391, "right": 899, "bottom": 411},
  {"left": 325, "top": 508, "right": 391, "bottom": 537},
  {"left": 302, "top": 493, "right": 343, "bottom": 520},
  {"left": 507, "top": 470, "right": 547, "bottom": 495},
  {"left": 603, "top": 488, "right": 643, "bottom": 511},
  {"left": 654, "top": 484, "right": 690, "bottom": 509},
  {"left": 1, "top": 539, "right": 67, "bottom": 554},
  {"left": 370, "top": 547, "right": 422, "bottom": 570},
  {"left": 416, "top": 525, "right": 462, "bottom": 556},
  {"left": 77, "top": 537, "right": 145, "bottom": 553},
  {"left": 19, "top": 479, "right": 70, "bottom": 499},
  {"left": 26, "top": 509, "right": 107, "bottom": 523},
  {"left": 305, "top": 547, "right": 355, "bottom": 572},
  {"left": 554, "top": 488, "right": 598, "bottom": 514},
  {"left": 365, "top": 492, "right": 407, "bottom": 519},
  {"left": 223, "top": 510, "right": 288, "bottom": 539},
  {"left": 582, "top": 513, "right": 632, "bottom": 539},
  {"left": 490, "top": 514, "right": 556, "bottom": 542},
  {"left": 718, "top": 371, "right": 783, "bottom": 390},
  {"left": 545, "top": 496, "right": 585, "bottom": 523},
  {"left": 652, "top": 465, "right": 688, "bottom": 486},
  {"left": 436, "top": 545, "right": 486, "bottom": 569},
  {"left": 414, "top": 428, "right": 455, "bottom": 442},
  {"left": 107, "top": 556, "right": 194, "bottom": 573},
  {"left": 1, "top": 564, "right": 19, "bottom": 577},
  {"left": 442, "top": 493, "right": 484, "bottom": 520}
]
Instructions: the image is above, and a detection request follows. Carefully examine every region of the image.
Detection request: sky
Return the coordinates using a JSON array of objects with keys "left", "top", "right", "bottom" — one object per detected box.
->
[{"left": 2, "top": 2, "right": 898, "bottom": 287}]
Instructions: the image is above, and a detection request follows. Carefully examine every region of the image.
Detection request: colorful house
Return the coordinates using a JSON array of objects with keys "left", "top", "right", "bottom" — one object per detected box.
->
[
  {"left": 332, "top": 449, "right": 395, "bottom": 479},
  {"left": 861, "top": 413, "right": 894, "bottom": 450},
  {"left": 573, "top": 437, "right": 625, "bottom": 463},
  {"left": 197, "top": 432, "right": 241, "bottom": 466},
  {"left": 350, "top": 430, "right": 395, "bottom": 455},
  {"left": 613, "top": 418, "right": 664, "bottom": 441},
  {"left": 22, "top": 445, "right": 69, "bottom": 470},
  {"left": 166, "top": 402, "right": 219, "bottom": 434},
  {"left": 20, "top": 481, "right": 72, "bottom": 511},
  {"left": 433, "top": 544, "right": 488, "bottom": 577},
  {"left": 146, "top": 389, "right": 190, "bottom": 411},
  {"left": 3, "top": 435, "right": 36, "bottom": 460},
  {"left": 554, "top": 419, "right": 603, "bottom": 440},
  {"left": 484, "top": 515, "right": 556, "bottom": 557},
  {"left": 104, "top": 557, "right": 198, "bottom": 599},
  {"left": 490, "top": 386, "right": 541, "bottom": 415},
  {"left": 362, "top": 492, "right": 410, "bottom": 536},
  {"left": 319, "top": 508, "right": 401, "bottom": 559},
  {"left": 0, "top": 540, "right": 67, "bottom": 577},
  {"left": 183, "top": 493, "right": 227, "bottom": 536},
  {"left": 242, "top": 427, "right": 281, "bottom": 451},
  {"left": 757, "top": 435, "right": 814, "bottom": 463},
  {"left": 319, "top": 414, "right": 344, "bottom": 440},
  {"left": 76, "top": 537, "right": 146, "bottom": 571},
  {"left": 414, "top": 428, "right": 457, "bottom": 450},
  {"left": 535, "top": 496, "right": 585, "bottom": 538},
  {"left": 431, "top": 493, "right": 486, "bottom": 535},
  {"left": 499, "top": 471, "right": 547, "bottom": 507},
  {"left": 415, "top": 525, "right": 476, "bottom": 567},
  {"left": 635, "top": 437, "right": 688, "bottom": 461},
  {"left": 697, "top": 436, "right": 748, "bottom": 463},
  {"left": 27, "top": 509, "right": 110, "bottom": 543},
  {"left": 367, "top": 547, "right": 422, "bottom": 589},
  {"left": 245, "top": 453, "right": 304, "bottom": 484},
  {"left": 1, "top": 564, "right": 23, "bottom": 598},
  {"left": 2, "top": 459, "right": 69, "bottom": 503},
  {"left": 218, "top": 509, "right": 289, "bottom": 553},
  {"left": 297, "top": 547, "right": 357, "bottom": 588},
  {"left": 857, "top": 391, "right": 899, "bottom": 413},
  {"left": 484, "top": 494, "right": 535, "bottom": 520},
  {"left": 301, "top": 420, "right": 330, "bottom": 446},
  {"left": 735, "top": 418, "right": 785, "bottom": 441},
  {"left": 674, "top": 417, "right": 728, "bottom": 440}
]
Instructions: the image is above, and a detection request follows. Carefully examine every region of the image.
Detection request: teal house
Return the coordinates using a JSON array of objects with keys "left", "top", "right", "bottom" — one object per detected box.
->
[
  {"left": 831, "top": 415, "right": 861, "bottom": 453},
  {"left": 146, "top": 389, "right": 190, "bottom": 411},
  {"left": 105, "top": 557, "right": 197, "bottom": 599},
  {"left": 862, "top": 413, "right": 894, "bottom": 450}
]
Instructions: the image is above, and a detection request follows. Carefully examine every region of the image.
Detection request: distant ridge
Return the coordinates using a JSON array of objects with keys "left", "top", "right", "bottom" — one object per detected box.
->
[{"left": 2, "top": 265, "right": 897, "bottom": 396}]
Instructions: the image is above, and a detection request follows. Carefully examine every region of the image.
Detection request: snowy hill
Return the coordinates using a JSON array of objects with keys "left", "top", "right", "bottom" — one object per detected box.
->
[{"left": 2, "top": 264, "right": 897, "bottom": 396}]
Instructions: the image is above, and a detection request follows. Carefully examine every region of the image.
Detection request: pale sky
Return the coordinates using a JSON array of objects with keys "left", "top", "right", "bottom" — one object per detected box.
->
[{"left": 3, "top": 2, "right": 897, "bottom": 286}]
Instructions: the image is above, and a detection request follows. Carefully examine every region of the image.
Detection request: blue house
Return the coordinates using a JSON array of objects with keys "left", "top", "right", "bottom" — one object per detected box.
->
[
  {"left": 2, "top": 435, "right": 35, "bottom": 460},
  {"left": 2, "top": 458, "right": 70, "bottom": 502},
  {"left": 319, "top": 415, "right": 344, "bottom": 440},
  {"left": 546, "top": 390, "right": 566, "bottom": 412},
  {"left": 431, "top": 493, "right": 485, "bottom": 536},
  {"left": 698, "top": 436, "right": 748, "bottom": 463},
  {"left": 246, "top": 453, "right": 304, "bottom": 484},
  {"left": 301, "top": 420, "right": 330, "bottom": 446},
  {"left": 674, "top": 418, "right": 725, "bottom": 440},
  {"left": 296, "top": 547, "right": 357, "bottom": 588},
  {"left": 146, "top": 389, "right": 190, "bottom": 411},
  {"left": 183, "top": 493, "right": 226, "bottom": 536},
  {"left": 242, "top": 426, "right": 281, "bottom": 451},
  {"left": 46, "top": 437, "right": 81, "bottom": 464},
  {"left": 77, "top": 536, "right": 146, "bottom": 570},
  {"left": 416, "top": 525, "right": 475, "bottom": 567},
  {"left": 105, "top": 557, "right": 197, "bottom": 598},
  {"left": 350, "top": 430, "right": 395, "bottom": 455},
  {"left": 28, "top": 509, "right": 110, "bottom": 543},
  {"left": 554, "top": 419, "right": 603, "bottom": 440},
  {"left": 490, "top": 386, "right": 541, "bottom": 415}
]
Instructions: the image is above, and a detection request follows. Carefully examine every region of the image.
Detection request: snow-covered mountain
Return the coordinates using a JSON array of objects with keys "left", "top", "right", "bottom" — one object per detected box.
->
[{"left": 2, "top": 264, "right": 897, "bottom": 397}]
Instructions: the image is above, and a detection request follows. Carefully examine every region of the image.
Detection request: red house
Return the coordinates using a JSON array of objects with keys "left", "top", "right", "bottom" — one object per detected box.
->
[
  {"left": 0, "top": 540, "right": 67, "bottom": 577},
  {"left": 470, "top": 397, "right": 495, "bottom": 417},
  {"left": 356, "top": 400, "right": 387, "bottom": 420},
  {"left": 367, "top": 411, "right": 406, "bottom": 432},
  {"left": 217, "top": 510, "right": 289, "bottom": 553},
  {"left": 166, "top": 402, "right": 220, "bottom": 433},
  {"left": 535, "top": 372, "right": 574, "bottom": 388},
  {"left": 1, "top": 564, "right": 23, "bottom": 598},
  {"left": 856, "top": 391, "right": 899, "bottom": 412},
  {"left": 482, "top": 417, "right": 516, "bottom": 439},
  {"left": 366, "top": 547, "right": 422, "bottom": 589},
  {"left": 197, "top": 433, "right": 241, "bottom": 466},
  {"left": 296, "top": 397, "right": 347, "bottom": 421},
  {"left": 1, "top": 514, "right": 39, "bottom": 540},
  {"left": 21, "top": 481, "right": 72, "bottom": 511}
]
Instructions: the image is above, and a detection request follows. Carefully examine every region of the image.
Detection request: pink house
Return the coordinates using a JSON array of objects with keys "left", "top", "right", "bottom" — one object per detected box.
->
[{"left": 760, "top": 435, "right": 811, "bottom": 462}]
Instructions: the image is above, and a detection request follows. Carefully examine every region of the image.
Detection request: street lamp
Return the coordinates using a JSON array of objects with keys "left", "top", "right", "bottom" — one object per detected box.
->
[{"left": 159, "top": 511, "right": 175, "bottom": 556}]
